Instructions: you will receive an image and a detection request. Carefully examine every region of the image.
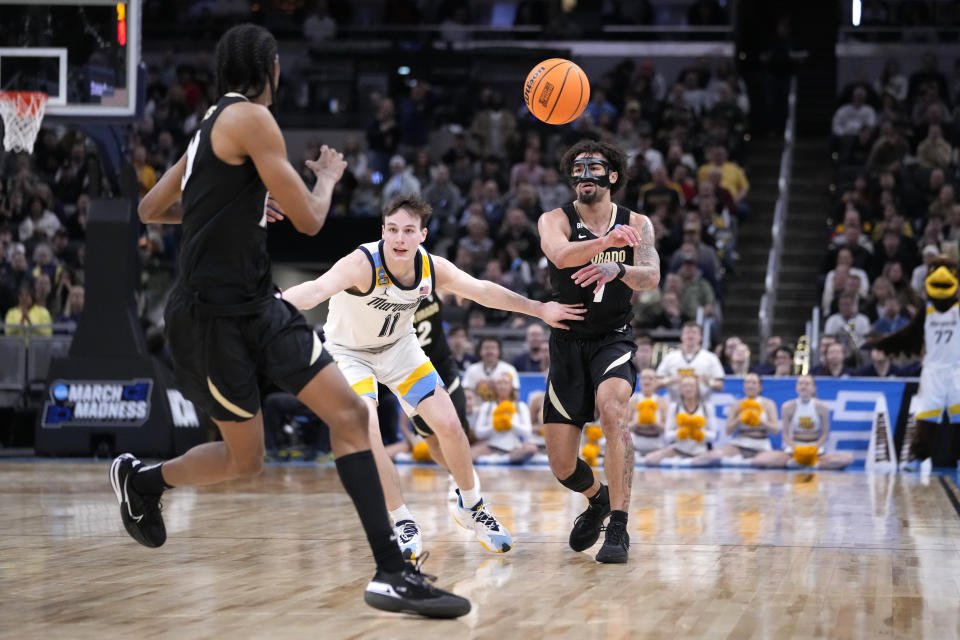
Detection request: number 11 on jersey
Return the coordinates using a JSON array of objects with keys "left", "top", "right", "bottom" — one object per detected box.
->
[{"left": 379, "top": 313, "right": 401, "bottom": 338}]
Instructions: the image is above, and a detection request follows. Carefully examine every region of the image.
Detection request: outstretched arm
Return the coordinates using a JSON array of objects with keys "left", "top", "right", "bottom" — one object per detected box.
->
[
  {"left": 433, "top": 255, "right": 585, "bottom": 329},
  {"left": 282, "top": 250, "right": 371, "bottom": 310}
]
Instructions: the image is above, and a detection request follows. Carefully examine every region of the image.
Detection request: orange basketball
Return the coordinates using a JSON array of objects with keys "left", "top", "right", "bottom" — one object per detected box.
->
[{"left": 523, "top": 58, "right": 590, "bottom": 125}]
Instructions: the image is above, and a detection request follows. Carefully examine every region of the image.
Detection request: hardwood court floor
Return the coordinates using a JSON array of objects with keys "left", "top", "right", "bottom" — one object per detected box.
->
[{"left": 3, "top": 462, "right": 960, "bottom": 640}]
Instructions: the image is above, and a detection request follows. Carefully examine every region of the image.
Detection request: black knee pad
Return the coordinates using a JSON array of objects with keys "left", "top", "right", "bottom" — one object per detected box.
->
[{"left": 558, "top": 458, "right": 595, "bottom": 492}]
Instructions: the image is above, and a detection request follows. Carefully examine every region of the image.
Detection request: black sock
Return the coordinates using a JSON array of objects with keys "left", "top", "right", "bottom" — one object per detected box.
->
[
  {"left": 335, "top": 450, "right": 405, "bottom": 573},
  {"left": 131, "top": 462, "right": 172, "bottom": 494},
  {"left": 609, "top": 510, "right": 628, "bottom": 525},
  {"left": 588, "top": 484, "right": 609, "bottom": 506}
]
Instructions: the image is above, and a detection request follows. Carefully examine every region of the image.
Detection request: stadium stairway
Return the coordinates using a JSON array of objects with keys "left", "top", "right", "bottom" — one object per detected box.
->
[
  {"left": 770, "top": 138, "right": 832, "bottom": 343},
  {"left": 721, "top": 136, "right": 782, "bottom": 354}
]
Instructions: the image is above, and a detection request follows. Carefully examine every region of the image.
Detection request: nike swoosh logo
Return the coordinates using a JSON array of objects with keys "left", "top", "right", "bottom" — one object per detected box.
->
[{"left": 578, "top": 234, "right": 586, "bottom": 239}]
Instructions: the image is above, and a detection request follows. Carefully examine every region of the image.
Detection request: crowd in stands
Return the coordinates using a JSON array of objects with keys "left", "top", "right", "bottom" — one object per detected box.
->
[{"left": 824, "top": 52, "right": 960, "bottom": 371}]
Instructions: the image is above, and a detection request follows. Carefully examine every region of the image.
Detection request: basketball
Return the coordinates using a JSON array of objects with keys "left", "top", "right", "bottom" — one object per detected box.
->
[{"left": 523, "top": 58, "right": 590, "bottom": 125}]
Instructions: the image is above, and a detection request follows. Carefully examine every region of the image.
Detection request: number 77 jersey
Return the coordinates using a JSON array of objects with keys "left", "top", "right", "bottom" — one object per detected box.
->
[
  {"left": 923, "top": 301, "right": 960, "bottom": 369},
  {"left": 324, "top": 240, "right": 436, "bottom": 350}
]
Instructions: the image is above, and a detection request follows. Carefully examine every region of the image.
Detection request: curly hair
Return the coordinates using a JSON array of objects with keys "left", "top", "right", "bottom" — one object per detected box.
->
[
  {"left": 215, "top": 24, "right": 278, "bottom": 101},
  {"left": 560, "top": 139, "right": 627, "bottom": 189}
]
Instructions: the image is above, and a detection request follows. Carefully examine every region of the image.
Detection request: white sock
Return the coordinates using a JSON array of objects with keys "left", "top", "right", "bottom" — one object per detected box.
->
[
  {"left": 389, "top": 504, "right": 414, "bottom": 525},
  {"left": 459, "top": 470, "right": 482, "bottom": 509}
]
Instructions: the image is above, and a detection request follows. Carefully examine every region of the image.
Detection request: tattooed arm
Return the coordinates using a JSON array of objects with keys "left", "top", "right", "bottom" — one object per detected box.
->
[
  {"left": 622, "top": 212, "right": 660, "bottom": 291},
  {"left": 569, "top": 211, "right": 661, "bottom": 293}
]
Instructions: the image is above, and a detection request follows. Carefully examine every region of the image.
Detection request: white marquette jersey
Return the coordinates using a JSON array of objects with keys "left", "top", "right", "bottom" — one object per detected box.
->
[
  {"left": 924, "top": 302, "right": 960, "bottom": 370},
  {"left": 789, "top": 398, "right": 822, "bottom": 442},
  {"left": 324, "top": 240, "right": 435, "bottom": 350}
]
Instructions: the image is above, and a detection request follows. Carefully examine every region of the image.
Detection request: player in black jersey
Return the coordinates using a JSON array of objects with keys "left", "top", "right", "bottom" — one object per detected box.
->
[
  {"left": 411, "top": 293, "right": 469, "bottom": 437},
  {"left": 108, "top": 24, "right": 469, "bottom": 618},
  {"left": 537, "top": 139, "right": 660, "bottom": 564}
]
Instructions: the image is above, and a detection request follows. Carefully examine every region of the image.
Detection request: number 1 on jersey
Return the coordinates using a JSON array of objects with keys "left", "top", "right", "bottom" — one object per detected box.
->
[{"left": 378, "top": 313, "right": 401, "bottom": 338}]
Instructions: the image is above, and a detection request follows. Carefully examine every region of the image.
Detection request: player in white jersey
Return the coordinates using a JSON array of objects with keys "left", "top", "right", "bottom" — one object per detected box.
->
[
  {"left": 752, "top": 375, "right": 854, "bottom": 470},
  {"left": 697, "top": 373, "right": 779, "bottom": 465},
  {"left": 283, "top": 196, "right": 584, "bottom": 557},
  {"left": 627, "top": 369, "right": 668, "bottom": 458}
]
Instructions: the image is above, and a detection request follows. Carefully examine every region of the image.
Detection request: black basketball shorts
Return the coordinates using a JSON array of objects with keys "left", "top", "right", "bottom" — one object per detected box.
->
[
  {"left": 542, "top": 331, "right": 637, "bottom": 428},
  {"left": 411, "top": 354, "right": 469, "bottom": 438},
  {"left": 165, "top": 290, "right": 334, "bottom": 422}
]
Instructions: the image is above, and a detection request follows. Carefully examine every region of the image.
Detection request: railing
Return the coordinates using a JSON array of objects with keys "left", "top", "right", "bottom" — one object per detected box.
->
[{"left": 758, "top": 75, "right": 798, "bottom": 349}]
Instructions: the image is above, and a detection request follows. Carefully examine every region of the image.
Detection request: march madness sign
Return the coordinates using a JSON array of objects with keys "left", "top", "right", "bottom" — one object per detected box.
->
[{"left": 42, "top": 379, "right": 153, "bottom": 428}]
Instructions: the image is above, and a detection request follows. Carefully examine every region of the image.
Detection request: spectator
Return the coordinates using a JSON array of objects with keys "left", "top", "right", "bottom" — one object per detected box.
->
[
  {"left": 511, "top": 324, "right": 547, "bottom": 372},
  {"left": 873, "top": 296, "right": 909, "bottom": 335},
  {"left": 640, "top": 166, "right": 682, "bottom": 217},
  {"left": 497, "top": 207, "right": 539, "bottom": 263},
  {"left": 132, "top": 146, "right": 157, "bottom": 198},
  {"left": 448, "top": 325, "right": 477, "bottom": 373},
  {"left": 57, "top": 284, "right": 84, "bottom": 331},
  {"left": 397, "top": 82, "right": 433, "bottom": 152},
  {"left": 650, "top": 289, "right": 685, "bottom": 330},
  {"left": 4, "top": 283, "right": 52, "bottom": 337},
  {"left": 537, "top": 168, "right": 573, "bottom": 213},
  {"left": 462, "top": 336, "right": 519, "bottom": 397},
  {"left": 916, "top": 124, "right": 952, "bottom": 170},
  {"left": 33, "top": 273, "right": 53, "bottom": 316},
  {"left": 633, "top": 334, "right": 654, "bottom": 371},
  {"left": 728, "top": 342, "right": 750, "bottom": 376},
  {"left": 823, "top": 293, "right": 871, "bottom": 347},
  {"left": 875, "top": 58, "right": 908, "bottom": 102},
  {"left": 810, "top": 342, "right": 852, "bottom": 377},
  {"left": 772, "top": 346, "right": 794, "bottom": 377},
  {"left": 911, "top": 245, "right": 941, "bottom": 296},
  {"left": 635, "top": 124, "right": 664, "bottom": 173},
  {"left": 868, "top": 229, "right": 918, "bottom": 283},
  {"left": 470, "top": 89, "right": 516, "bottom": 159},
  {"left": 19, "top": 196, "right": 62, "bottom": 243},
  {"left": 750, "top": 335, "right": 782, "bottom": 375},
  {"left": 457, "top": 214, "right": 494, "bottom": 272},
  {"left": 656, "top": 321, "right": 724, "bottom": 401},
  {"left": 422, "top": 164, "right": 463, "bottom": 243},
  {"left": 470, "top": 371, "right": 538, "bottom": 464},
  {"left": 866, "top": 121, "right": 909, "bottom": 173},
  {"left": 696, "top": 142, "right": 749, "bottom": 205},
  {"left": 822, "top": 249, "right": 870, "bottom": 314},
  {"left": 866, "top": 276, "right": 896, "bottom": 322},
  {"left": 854, "top": 348, "right": 903, "bottom": 378},
  {"left": 382, "top": 156, "right": 420, "bottom": 206},
  {"left": 831, "top": 86, "right": 877, "bottom": 137},
  {"left": 908, "top": 53, "right": 949, "bottom": 105},
  {"left": 509, "top": 147, "right": 546, "bottom": 191},
  {"left": 366, "top": 97, "right": 399, "bottom": 176},
  {"left": 0, "top": 247, "right": 30, "bottom": 312},
  {"left": 677, "top": 257, "right": 715, "bottom": 321}
]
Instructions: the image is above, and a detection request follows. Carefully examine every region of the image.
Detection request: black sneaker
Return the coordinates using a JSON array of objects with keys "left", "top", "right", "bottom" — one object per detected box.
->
[
  {"left": 568, "top": 486, "right": 610, "bottom": 552},
  {"left": 595, "top": 519, "right": 629, "bottom": 564},
  {"left": 109, "top": 453, "right": 166, "bottom": 548},
  {"left": 364, "top": 552, "right": 471, "bottom": 619}
]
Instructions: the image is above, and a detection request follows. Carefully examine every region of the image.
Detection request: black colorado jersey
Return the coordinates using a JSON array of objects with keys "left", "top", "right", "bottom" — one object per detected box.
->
[
  {"left": 413, "top": 293, "right": 452, "bottom": 363},
  {"left": 178, "top": 93, "right": 271, "bottom": 305},
  {"left": 547, "top": 202, "right": 634, "bottom": 338}
]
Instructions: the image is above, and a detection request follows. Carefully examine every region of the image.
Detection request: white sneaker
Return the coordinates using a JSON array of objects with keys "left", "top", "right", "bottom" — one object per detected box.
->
[
  {"left": 394, "top": 519, "right": 423, "bottom": 560},
  {"left": 452, "top": 490, "right": 513, "bottom": 553}
]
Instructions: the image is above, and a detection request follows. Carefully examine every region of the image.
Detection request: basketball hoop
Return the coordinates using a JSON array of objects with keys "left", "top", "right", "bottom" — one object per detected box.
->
[{"left": 0, "top": 91, "right": 49, "bottom": 153}]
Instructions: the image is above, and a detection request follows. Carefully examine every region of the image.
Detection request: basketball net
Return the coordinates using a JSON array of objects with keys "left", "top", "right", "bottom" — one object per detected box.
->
[{"left": 0, "top": 91, "right": 49, "bottom": 153}]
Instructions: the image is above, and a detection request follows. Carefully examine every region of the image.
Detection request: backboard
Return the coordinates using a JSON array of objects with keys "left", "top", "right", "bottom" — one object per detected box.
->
[{"left": 0, "top": 0, "right": 141, "bottom": 119}]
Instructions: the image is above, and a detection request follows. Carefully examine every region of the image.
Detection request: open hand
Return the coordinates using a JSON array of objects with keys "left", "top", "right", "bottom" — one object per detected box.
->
[
  {"left": 572, "top": 262, "right": 621, "bottom": 294},
  {"left": 539, "top": 302, "right": 586, "bottom": 330},
  {"left": 306, "top": 145, "right": 347, "bottom": 183}
]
